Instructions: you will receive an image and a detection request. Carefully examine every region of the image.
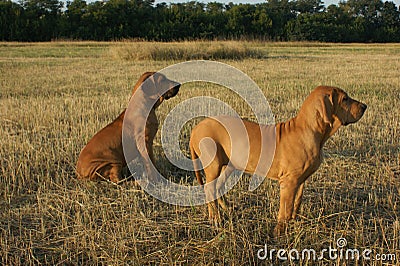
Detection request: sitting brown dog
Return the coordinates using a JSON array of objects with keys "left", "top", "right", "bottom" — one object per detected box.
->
[
  {"left": 76, "top": 72, "right": 180, "bottom": 183},
  {"left": 189, "top": 86, "right": 367, "bottom": 235}
]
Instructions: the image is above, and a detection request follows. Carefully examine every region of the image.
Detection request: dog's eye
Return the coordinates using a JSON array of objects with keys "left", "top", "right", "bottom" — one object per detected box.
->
[{"left": 343, "top": 96, "right": 348, "bottom": 101}]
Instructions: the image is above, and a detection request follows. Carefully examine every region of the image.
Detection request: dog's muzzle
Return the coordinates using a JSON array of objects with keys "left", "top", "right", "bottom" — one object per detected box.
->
[{"left": 164, "top": 83, "right": 180, "bottom": 99}]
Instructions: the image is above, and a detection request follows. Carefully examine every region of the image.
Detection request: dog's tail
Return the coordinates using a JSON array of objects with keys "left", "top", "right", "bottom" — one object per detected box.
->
[{"left": 189, "top": 139, "right": 204, "bottom": 186}]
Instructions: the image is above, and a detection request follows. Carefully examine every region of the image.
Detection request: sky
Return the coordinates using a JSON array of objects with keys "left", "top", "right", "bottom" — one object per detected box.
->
[{"left": 154, "top": 0, "right": 400, "bottom": 7}]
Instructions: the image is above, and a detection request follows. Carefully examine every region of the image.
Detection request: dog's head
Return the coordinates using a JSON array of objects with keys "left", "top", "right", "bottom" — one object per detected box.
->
[
  {"left": 301, "top": 86, "right": 367, "bottom": 133},
  {"left": 132, "top": 72, "right": 180, "bottom": 108},
  {"left": 334, "top": 87, "right": 367, "bottom": 126}
]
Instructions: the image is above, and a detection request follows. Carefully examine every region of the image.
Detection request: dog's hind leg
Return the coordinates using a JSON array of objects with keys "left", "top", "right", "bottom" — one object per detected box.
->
[
  {"left": 204, "top": 161, "right": 226, "bottom": 227},
  {"left": 216, "top": 164, "right": 234, "bottom": 212}
]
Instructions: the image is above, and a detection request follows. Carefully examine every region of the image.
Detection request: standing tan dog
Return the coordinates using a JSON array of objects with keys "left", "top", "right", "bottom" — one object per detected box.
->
[
  {"left": 189, "top": 86, "right": 367, "bottom": 235},
  {"left": 76, "top": 72, "right": 180, "bottom": 183}
]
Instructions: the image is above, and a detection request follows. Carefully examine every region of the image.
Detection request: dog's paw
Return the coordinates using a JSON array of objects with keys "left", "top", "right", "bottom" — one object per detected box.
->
[
  {"left": 208, "top": 212, "right": 222, "bottom": 228},
  {"left": 273, "top": 221, "right": 288, "bottom": 238}
]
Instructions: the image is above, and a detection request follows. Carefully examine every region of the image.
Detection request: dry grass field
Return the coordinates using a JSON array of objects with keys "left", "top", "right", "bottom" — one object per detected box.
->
[{"left": 0, "top": 41, "right": 399, "bottom": 265}]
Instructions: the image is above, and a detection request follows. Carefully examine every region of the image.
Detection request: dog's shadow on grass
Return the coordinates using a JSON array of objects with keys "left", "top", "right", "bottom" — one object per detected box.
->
[
  {"left": 154, "top": 153, "right": 197, "bottom": 184},
  {"left": 120, "top": 148, "right": 196, "bottom": 185}
]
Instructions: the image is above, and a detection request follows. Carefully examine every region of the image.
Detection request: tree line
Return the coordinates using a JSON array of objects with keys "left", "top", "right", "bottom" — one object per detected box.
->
[{"left": 1, "top": 0, "right": 400, "bottom": 42}]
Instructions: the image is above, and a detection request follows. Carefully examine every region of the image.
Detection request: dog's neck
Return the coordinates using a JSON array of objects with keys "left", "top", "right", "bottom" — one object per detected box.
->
[
  {"left": 321, "top": 118, "right": 341, "bottom": 144},
  {"left": 290, "top": 112, "right": 341, "bottom": 150}
]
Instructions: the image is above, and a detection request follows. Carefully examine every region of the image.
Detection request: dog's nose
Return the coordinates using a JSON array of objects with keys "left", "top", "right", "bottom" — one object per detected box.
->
[
  {"left": 174, "top": 82, "right": 181, "bottom": 90},
  {"left": 361, "top": 103, "right": 367, "bottom": 112}
]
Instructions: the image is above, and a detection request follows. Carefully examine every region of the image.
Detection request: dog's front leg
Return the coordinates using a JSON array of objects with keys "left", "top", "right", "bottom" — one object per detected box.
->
[
  {"left": 292, "top": 182, "right": 305, "bottom": 219},
  {"left": 274, "top": 177, "right": 299, "bottom": 236},
  {"left": 134, "top": 134, "right": 158, "bottom": 184},
  {"left": 109, "top": 164, "right": 123, "bottom": 183},
  {"left": 145, "top": 119, "right": 157, "bottom": 165},
  {"left": 145, "top": 140, "right": 155, "bottom": 165},
  {"left": 205, "top": 181, "right": 221, "bottom": 227}
]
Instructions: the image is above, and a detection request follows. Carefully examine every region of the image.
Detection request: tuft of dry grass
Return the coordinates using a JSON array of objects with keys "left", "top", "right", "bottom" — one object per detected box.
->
[
  {"left": 108, "top": 41, "right": 266, "bottom": 61},
  {"left": 0, "top": 41, "right": 399, "bottom": 265}
]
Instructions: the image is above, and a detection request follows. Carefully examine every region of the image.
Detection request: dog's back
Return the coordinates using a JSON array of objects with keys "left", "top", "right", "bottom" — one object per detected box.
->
[{"left": 76, "top": 111, "right": 126, "bottom": 181}]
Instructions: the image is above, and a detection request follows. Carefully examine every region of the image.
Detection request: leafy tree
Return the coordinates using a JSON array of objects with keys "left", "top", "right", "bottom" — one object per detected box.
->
[
  {"left": 252, "top": 4, "right": 273, "bottom": 38},
  {"left": 293, "top": 0, "right": 324, "bottom": 14},
  {"left": 265, "top": 0, "right": 296, "bottom": 40},
  {"left": 64, "top": 0, "right": 87, "bottom": 39},
  {"left": 1, "top": 0, "right": 399, "bottom": 42},
  {"left": 380, "top": 1, "right": 400, "bottom": 41},
  {"left": 0, "top": 0, "right": 24, "bottom": 40},
  {"left": 204, "top": 2, "right": 228, "bottom": 38},
  {"left": 346, "top": 0, "right": 384, "bottom": 41},
  {"left": 226, "top": 4, "right": 255, "bottom": 37},
  {"left": 21, "top": 0, "right": 63, "bottom": 41},
  {"left": 325, "top": 4, "right": 361, "bottom": 42}
]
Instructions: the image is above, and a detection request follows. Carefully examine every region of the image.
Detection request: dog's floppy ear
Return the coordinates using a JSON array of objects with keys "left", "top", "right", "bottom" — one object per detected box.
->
[
  {"left": 317, "top": 94, "right": 334, "bottom": 127},
  {"left": 140, "top": 73, "right": 165, "bottom": 107},
  {"left": 132, "top": 72, "right": 155, "bottom": 96}
]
